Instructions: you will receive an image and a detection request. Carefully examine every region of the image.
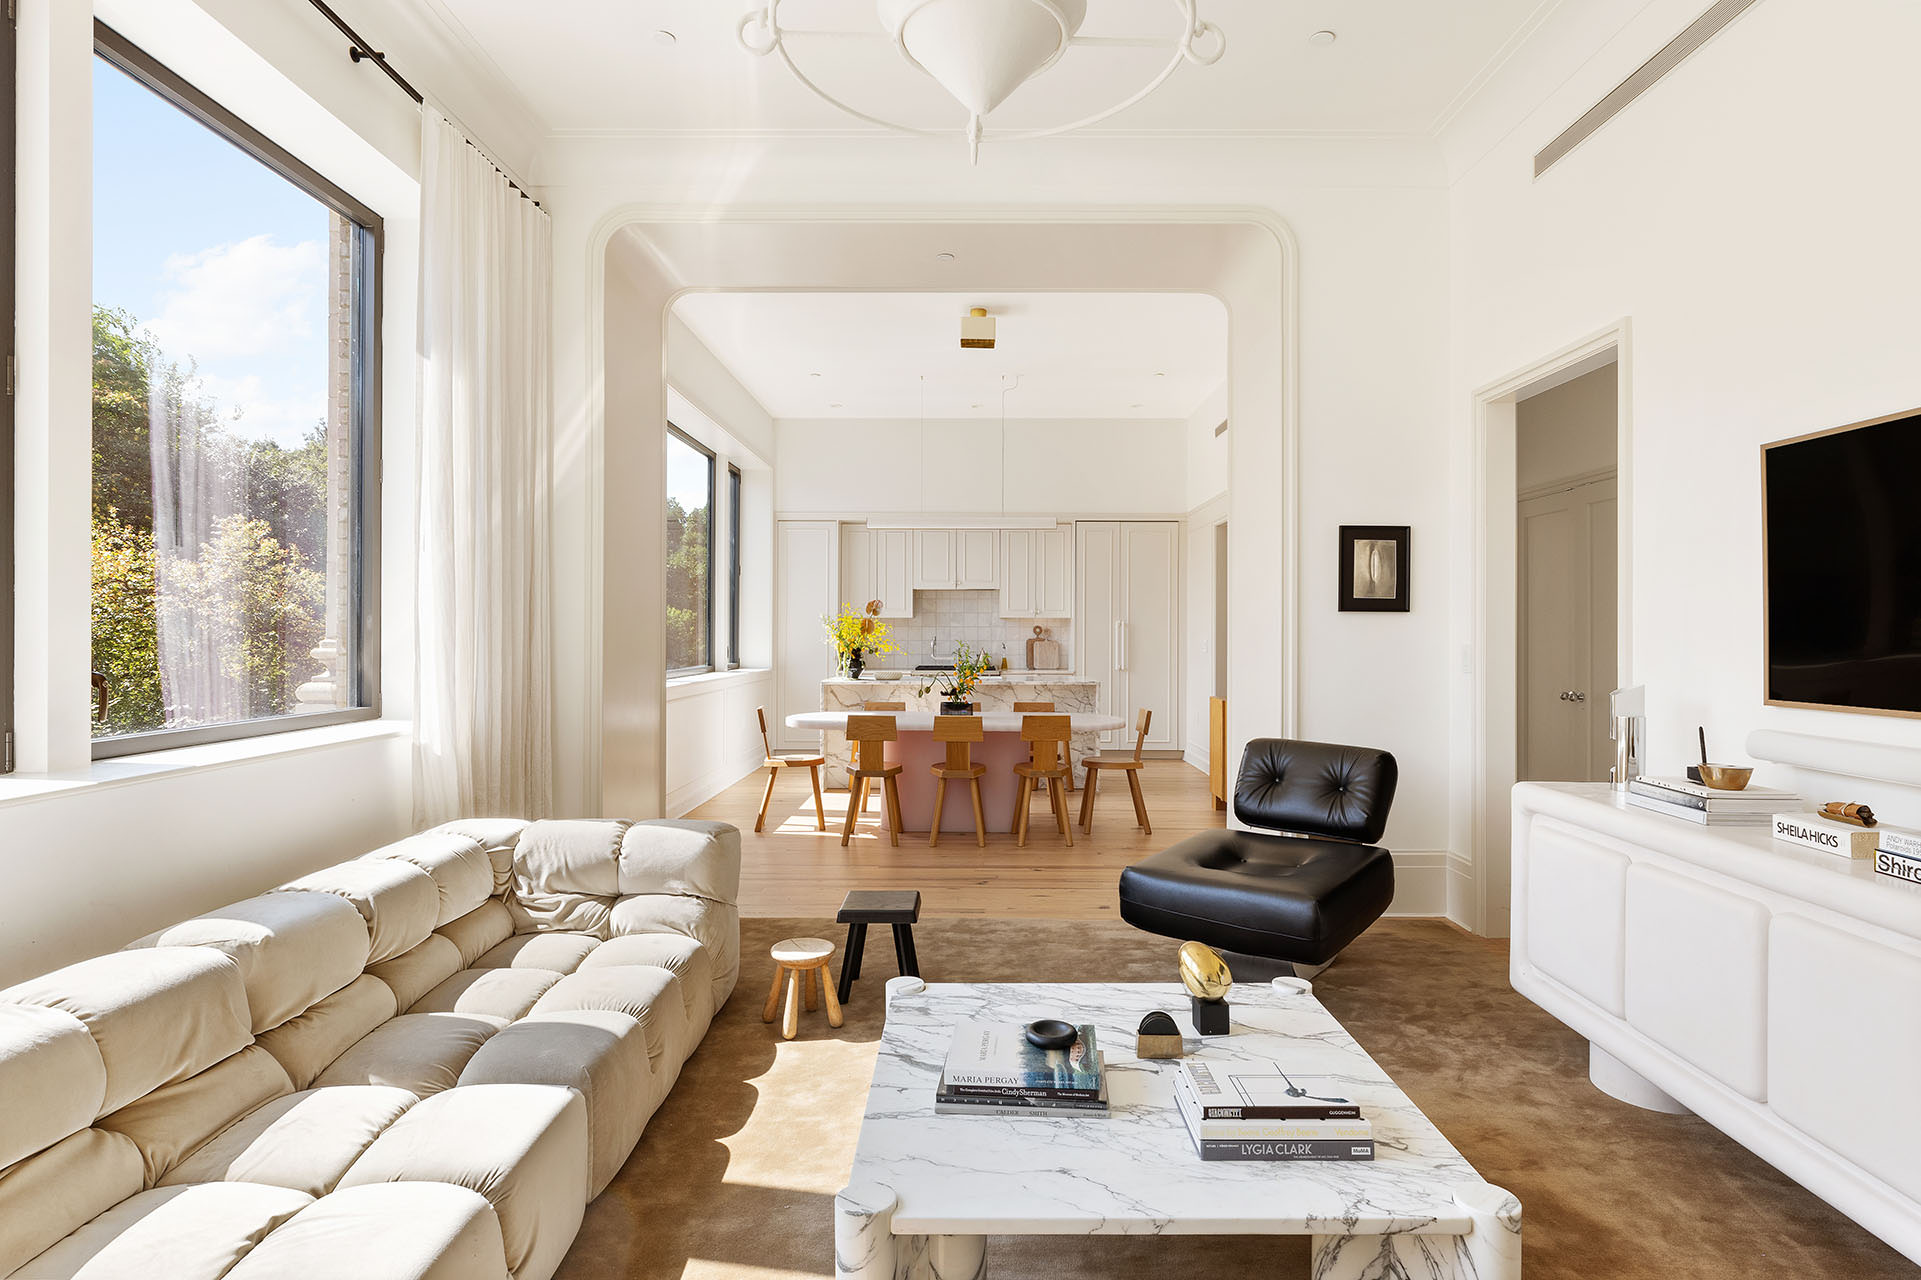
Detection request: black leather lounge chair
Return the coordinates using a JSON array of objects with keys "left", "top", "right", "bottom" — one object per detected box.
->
[{"left": 1118, "top": 737, "right": 1397, "bottom": 974}]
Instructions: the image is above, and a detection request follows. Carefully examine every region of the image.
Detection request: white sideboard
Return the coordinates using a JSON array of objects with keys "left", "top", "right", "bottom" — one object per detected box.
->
[{"left": 1512, "top": 782, "right": 1921, "bottom": 1266}]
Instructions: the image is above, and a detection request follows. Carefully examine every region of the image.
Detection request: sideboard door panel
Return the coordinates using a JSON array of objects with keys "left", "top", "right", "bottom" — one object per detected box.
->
[
  {"left": 1524, "top": 821, "right": 1628, "bottom": 1015},
  {"left": 1770, "top": 914, "right": 1921, "bottom": 1202},
  {"left": 1625, "top": 863, "right": 1770, "bottom": 1100}
]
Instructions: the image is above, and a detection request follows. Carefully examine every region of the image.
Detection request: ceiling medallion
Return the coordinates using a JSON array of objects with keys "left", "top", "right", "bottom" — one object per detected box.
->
[{"left": 737, "top": 0, "right": 1226, "bottom": 163}]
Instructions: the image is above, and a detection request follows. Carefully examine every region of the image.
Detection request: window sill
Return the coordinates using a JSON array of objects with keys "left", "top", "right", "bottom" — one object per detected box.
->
[
  {"left": 665, "top": 667, "right": 773, "bottom": 701},
  {"left": 0, "top": 719, "right": 411, "bottom": 810}
]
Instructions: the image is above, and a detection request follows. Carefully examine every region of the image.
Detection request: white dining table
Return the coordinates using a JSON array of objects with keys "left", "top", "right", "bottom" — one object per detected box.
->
[{"left": 785, "top": 710, "right": 1127, "bottom": 835}]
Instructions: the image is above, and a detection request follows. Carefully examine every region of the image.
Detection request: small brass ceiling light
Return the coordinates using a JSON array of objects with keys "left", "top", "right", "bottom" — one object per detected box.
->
[{"left": 960, "top": 306, "right": 996, "bottom": 350}]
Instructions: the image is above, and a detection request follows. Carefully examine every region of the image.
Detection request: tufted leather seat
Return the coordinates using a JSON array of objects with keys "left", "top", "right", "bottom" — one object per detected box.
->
[{"left": 1118, "top": 738, "right": 1397, "bottom": 967}]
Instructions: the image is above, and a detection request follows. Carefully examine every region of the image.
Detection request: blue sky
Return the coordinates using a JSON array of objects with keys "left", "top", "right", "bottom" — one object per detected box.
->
[{"left": 94, "top": 55, "right": 330, "bottom": 450}]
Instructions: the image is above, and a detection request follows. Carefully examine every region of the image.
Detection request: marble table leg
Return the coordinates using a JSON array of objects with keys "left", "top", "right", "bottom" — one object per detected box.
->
[
  {"left": 835, "top": 1181, "right": 985, "bottom": 1280},
  {"left": 1309, "top": 1183, "right": 1521, "bottom": 1280}
]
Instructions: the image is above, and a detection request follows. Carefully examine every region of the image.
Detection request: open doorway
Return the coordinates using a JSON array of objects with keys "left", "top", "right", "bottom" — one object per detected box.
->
[{"left": 1516, "top": 366, "right": 1618, "bottom": 783}]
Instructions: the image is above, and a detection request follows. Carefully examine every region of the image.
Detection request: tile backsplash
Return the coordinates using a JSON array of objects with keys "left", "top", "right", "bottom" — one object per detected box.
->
[{"left": 882, "top": 590, "right": 1073, "bottom": 672}]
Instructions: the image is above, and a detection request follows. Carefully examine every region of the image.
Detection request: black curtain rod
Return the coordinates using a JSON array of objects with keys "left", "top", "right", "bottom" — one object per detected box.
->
[{"left": 302, "top": 0, "right": 542, "bottom": 209}]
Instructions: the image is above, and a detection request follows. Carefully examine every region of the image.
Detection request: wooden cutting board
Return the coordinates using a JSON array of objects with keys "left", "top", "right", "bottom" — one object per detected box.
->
[{"left": 1026, "top": 634, "right": 1062, "bottom": 670}]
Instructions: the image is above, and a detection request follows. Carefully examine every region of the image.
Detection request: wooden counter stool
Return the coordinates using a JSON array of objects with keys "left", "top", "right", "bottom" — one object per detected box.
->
[
  {"left": 854, "top": 702, "right": 906, "bottom": 812},
  {"left": 762, "top": 937, "right": 843, "bottom": 1040},
  {"left": 753, "top": 707, "right": 826, "bottom": 833},
  {"left": 835, "top": 889, "right": 921, "bottom": 1003},
  {"left": 1013, "top": 701, "right": 1068, "bottom": 789},
  {"left": 1013, "top": 714, "right": 1075, "bottom": 847},
  {"left": 842, "top": 714, "right": 904, "bottom": 847},
  {"left": 928, "top": 714, "right": 987, "bottom": 848},
  {"left": 1080, "top": 708, "right": 1153, "bottom": 836}
]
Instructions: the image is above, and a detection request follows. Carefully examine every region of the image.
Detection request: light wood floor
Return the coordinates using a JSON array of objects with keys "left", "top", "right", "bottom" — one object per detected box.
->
[{"left": 686, "top": 759, "right": 1225, "bottom": 921}]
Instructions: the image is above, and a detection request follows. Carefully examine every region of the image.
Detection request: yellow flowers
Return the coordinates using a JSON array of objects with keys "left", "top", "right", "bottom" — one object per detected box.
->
[{"left": 824, "top": 600, "right": 899, "bottom": 662}]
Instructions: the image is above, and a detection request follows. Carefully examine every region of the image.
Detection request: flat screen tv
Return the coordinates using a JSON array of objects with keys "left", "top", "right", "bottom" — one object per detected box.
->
[{"left": 1764, "top": 409, "right": 1921, "bottom": 716}]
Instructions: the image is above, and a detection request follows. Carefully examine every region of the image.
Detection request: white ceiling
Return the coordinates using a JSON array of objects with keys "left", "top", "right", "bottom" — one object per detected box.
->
[
  {"left": 414, "top": 0, "right": 1560, "bottom": 138},
  {"left": 673, "top": 292, "right": 1227, "bottom": 420}
]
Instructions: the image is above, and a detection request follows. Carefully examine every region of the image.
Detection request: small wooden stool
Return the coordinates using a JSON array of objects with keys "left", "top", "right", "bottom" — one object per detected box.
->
[
  {"left": 836, "top": 889, "right": 921, "bottom": 1003},
  {"left": 762, "top": 937, "right": 843, "bottom": 1040}
]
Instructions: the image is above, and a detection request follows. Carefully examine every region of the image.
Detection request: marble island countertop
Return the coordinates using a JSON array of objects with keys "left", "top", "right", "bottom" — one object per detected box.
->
[
  {"left": 825, "top": 673, "right": 1081, "bottom": 683},
  {"left": 816, "top": 675, "right": 1102, "bottom": 788}
]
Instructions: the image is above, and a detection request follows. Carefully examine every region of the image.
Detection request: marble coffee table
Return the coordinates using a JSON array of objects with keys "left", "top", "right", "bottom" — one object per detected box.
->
[{"left": 836, "top": 977, "right": 1521, "bottom": 1279}]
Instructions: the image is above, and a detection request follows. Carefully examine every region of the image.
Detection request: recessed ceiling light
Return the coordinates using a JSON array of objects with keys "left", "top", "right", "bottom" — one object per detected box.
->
[
  {"left": 829, "top": 402, "right": 844, "bottom": 409},
  {"left": 809, "top": 371, "right": 822, "bottom": 378},
  {"left": 1309, "top": 29, "right": 1337, "bottom": 45},
  {"left": 1130, "top": 402, "right": 1145, "bottom": 409},
  {"left": 1154, "top": 371, "right": 1166, "bottom": 377},
  {"left": 971, "top": 403, "right": 983, "bottom": 409},
  {"left": 653, "top": 29, "right": 678, "bottom": 47},
  {"left": 934, "top": 251, "right": 956, "bottom": 262}
]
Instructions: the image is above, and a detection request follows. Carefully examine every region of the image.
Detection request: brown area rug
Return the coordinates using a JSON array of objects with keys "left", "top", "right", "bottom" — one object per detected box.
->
[{"left": 555, "top": 918, "right": 1914, "bottom": 1279}]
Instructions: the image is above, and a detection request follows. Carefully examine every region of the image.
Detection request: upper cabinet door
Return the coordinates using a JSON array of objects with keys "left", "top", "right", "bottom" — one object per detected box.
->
[
  {"left": 956, "top": 528, "right": 1000, "bottom": 589},
  {"left": 999, "top": 528, "right": 1036, "bottom": 617},
  {"left": 839, "top": 522, "right": 874, "bottom": 612},
  {"left": 1035, "top": 523, "right": 1074, "bottom": 618},
  {"left": 873, "top": 529, "right": 915, "bottom": 618},
  {"left": 912, "top": 529, "right": 955, "bottom": 589}
]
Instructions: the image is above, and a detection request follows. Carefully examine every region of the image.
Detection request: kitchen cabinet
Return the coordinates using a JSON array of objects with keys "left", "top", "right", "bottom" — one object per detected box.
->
[
  {"left": 1077, "top": 521, "right": 1180, "bottom": 751},
  {"left": 841, "top": 524, "right": 912, "bottom": 617},
  {"left": 912, "top": 529, "right": 954, "bottom": 589},
  {"left": 998, "top": 523, "right": 1074, "bottom": 619},
  {"left": 912, "top": 527, "right": 1000, "bottom": 590}
]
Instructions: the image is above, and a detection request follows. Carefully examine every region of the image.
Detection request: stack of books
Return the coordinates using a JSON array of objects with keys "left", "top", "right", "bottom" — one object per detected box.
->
[
  {"left": 1626, "top": 776, "right": 1799, "bottom": 825},
  {"left": 936, "top": 1020, "right": 1108, "bottom": 1116},
  {"left": 1877, "top": 828, "right": 1921, "bottom": 885},
  {"left": 1172, "top": 1059, "right": 1373, "bottom": 1161}
]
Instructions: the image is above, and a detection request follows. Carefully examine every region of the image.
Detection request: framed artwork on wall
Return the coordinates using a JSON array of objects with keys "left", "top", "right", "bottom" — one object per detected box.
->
[{"left": 1339, "top": 525, "right": 1410, "bottom": 612}]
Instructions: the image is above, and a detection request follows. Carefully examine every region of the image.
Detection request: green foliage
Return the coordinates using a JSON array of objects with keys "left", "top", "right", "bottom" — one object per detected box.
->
[
  {"left": 666, "top": 495, "right": 710, "bottom": 670},
  {"left": 89, "top": 304, "right": 334, "bottom": 735}
]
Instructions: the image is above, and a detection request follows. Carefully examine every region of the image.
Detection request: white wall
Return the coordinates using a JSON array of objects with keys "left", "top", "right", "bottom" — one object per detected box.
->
[
  {"left": 1446, "top": 0, "right": 1921, "bottom": 902},
  {"left": 1182, "top": 493, "right": 1228, "bottom": 772},
  {"left": 1184, "top": 382, "right": 1229, "bottom": 512},
  {"left": 664, "top": 671, "right": 775, "bottom": 818},
  {"left": 1517, "top": 365, "right": 1617, "bottom": 492},
  {"left": 0, "top": 0, "right": 522, "bottom": 980},
  {"left": 775, "top": 418, "right": 1187, "bottom": 516}
]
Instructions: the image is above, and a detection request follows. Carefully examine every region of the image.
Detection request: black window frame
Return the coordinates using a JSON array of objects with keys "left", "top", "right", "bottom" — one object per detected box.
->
[
  {"left": 665, "top": 423, "right": 715, "bottom": 677},
  {"left": 90, "top": 24, "right": 383, "bottom": 760},
  {"left": 727, "top": 463, "right": 742, "bottom": 670}
]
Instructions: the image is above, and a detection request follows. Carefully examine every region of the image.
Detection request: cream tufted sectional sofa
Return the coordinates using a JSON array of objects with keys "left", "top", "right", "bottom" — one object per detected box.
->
[{"left": 0, "top": 817, "right": 740, "bottom": 1280}]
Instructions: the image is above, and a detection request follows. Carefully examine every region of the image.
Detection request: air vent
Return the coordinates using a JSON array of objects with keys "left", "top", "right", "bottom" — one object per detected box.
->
[{"left": 1534, "top": 0, "right": 1759, "bottom": 178}]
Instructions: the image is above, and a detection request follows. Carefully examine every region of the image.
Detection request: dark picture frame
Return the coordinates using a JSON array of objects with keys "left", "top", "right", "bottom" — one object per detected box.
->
[{"left": 1339, "top": 526, "right": 1410, "bottom": 612}]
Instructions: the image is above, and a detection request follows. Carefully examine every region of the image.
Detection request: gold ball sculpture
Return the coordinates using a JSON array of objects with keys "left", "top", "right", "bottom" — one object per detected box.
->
[{"left": 1178, "top": 941, "right": 1233, "bottom": 1002}]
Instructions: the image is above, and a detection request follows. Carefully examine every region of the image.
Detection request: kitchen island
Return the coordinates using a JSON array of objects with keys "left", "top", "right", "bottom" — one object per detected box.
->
[
  {"left": 789, "top": 709, "right": 1125, "bottom": 836},
  {"left": 818, "top": 675, "right": 1100, "bottom": 790}
]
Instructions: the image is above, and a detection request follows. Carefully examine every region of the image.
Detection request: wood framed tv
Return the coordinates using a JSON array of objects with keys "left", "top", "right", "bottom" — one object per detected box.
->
[{"left": 1762, "top": 407, "right": 1921, "bottom": 718}]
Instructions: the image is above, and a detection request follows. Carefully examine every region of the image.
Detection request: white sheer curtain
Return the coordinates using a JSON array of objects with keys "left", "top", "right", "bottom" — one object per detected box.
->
[{"left": 413, "top": 109, "right": 554, "bottom": 824}]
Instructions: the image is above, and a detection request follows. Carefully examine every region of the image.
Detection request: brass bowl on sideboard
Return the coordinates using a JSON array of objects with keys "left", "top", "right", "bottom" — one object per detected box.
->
[{"left": 1696, "top": 764, "right": 1754, "bottom": 791}]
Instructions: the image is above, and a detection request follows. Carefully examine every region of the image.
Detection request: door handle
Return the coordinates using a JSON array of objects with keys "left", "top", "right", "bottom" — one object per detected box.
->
[{"left": 1115, "top": 620, "right": 1127, "bottom": 671}]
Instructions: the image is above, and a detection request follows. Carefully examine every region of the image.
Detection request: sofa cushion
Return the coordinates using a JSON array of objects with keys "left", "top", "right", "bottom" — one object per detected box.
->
[
  {"left": 527, "top": 967, "right": 688, "bottom": 1070},
  {"left": 577, "top": 933, "right": 713, "bottom": 1029},
  {"left": 222, "top": 1182, "right": 510, "bottom": 1280},
  {"left": 127, "top": 892, "right": 370, "bottom": 1034},
  {"left": 608, "top": 895, "right": 739, "bottom": 1010},
  {"left": 339, "top": 1084, "right": 588, "bottom": 1280},
  {"left": 458, "top": 1010, "right": 658, "bottom": 1198},
  {"left": 506, "top": 820, "right": 629, "bottom": 938},
  {"left": 312, "top": 1013, "right": 505, "bottom": 1099},
  {"left": 432, "top": 818, "right": 532, "bottom": 896},
  {"left": 472, "top": 933, "right": 598, "bottom": 975},
  {"left": 435, "top": 901, "right": 514, "bottom": 969},
  {"left": 411, "top": 969, "right": 562, "bottom": 1022},
  {"left": 10, "top": 1182, "right": 311, "bottom": 1280},
  {"left": 363, "top": 833, "right": 495, "bottom": 927},
  {"left": 0, "top": 948, "right": 252, "bottom": 1115},
  {"left": 96, "top": 1044, "right": 293, "bottom": 1186},
  {"left": 617, "top": 819, "right": 740, "bottom": 903},
  {"left": 0, "top": 1129, "right": 144, "bottom": 1277},
  {"left": 0, "top": 1004, "right": 106, "bottom": 1169},
  {"left": 254, "top": 974, "right": 397, "bottom": 1091},
  {"left": 367, "top": 936, "right": 464, "bottom": 1014},
  {"left": 161, "top": 1086, "right": 416, "bottom": 1198},
  {"left": 277, "top": 861, "right": 440, "bottom": 964}
]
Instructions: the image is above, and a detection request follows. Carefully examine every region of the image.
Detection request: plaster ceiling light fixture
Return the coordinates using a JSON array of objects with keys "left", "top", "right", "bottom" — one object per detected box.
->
[
  {"left": 961, "top": 307, "right": 997, "bottom": 349},
  {"left": 736, "top": 0, "right": 1227, "bottom": 163}
]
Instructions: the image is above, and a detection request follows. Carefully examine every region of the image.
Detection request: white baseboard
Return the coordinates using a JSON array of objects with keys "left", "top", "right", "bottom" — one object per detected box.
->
[
  {"left": 1385, "top": 850, "right": 1450, "bottom": 918},
  {"left": 1445, "top": 851, "right": 1477, "bottom": 932},
  {"left": 1183, "top": 743, "right": 1210, "bottom": 775}
]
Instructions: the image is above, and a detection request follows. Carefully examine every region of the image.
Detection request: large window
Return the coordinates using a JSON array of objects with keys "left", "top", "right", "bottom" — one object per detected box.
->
[
  {"left": 666, "top": 425, "right": 714, "bottom": 674},
  {"left": 0, "top": 9, "right": 13, "bottom": 772},
  {"left": 90, "top": 28, "right": 380, "bottom": 756}
]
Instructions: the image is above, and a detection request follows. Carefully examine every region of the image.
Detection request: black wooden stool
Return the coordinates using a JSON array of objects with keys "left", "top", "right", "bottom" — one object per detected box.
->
[{"left": 836, "top": 889, "right": 921, "bottom": 1003}]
